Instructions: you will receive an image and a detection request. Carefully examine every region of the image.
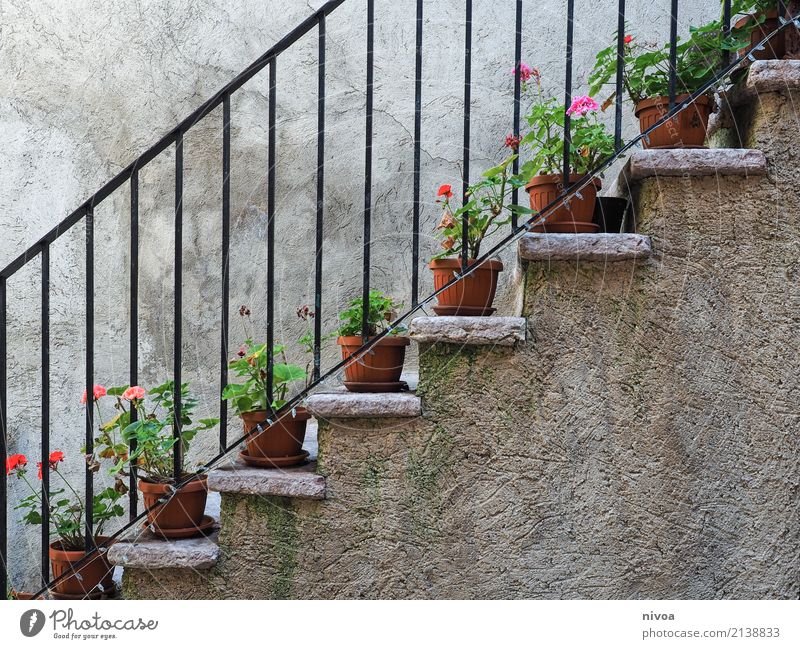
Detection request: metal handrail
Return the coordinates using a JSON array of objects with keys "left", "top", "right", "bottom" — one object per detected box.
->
[{"left": 0, "top": 0, "right": 795, "bottom": 599}]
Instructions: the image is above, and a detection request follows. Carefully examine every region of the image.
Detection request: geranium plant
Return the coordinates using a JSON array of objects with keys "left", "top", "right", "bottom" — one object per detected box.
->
[
  {"left": 222, "top": 305, "right": 309, "bottom": 417},
  {"left": 519, "top": 71, "right": 615, "bottom": 179},
  {"left": 433, "top": 155, "right": 522, "bottom": 260},
  {"left": 588, "top": 20, "right": 749, "bottom": 105},
  {"left": 99, "top": 382, "right": 219, "bottom": 483},
  {"left": 7, "top": 451, "right": 124, "bottom": 551},
  {"left": 336, "top": 290, "right": 406, "bottom": 338}
]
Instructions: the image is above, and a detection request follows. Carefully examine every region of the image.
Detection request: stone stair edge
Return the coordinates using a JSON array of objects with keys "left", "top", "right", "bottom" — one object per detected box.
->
[{"left": 518, "top": 233, "right": 651, "bottom": 262}]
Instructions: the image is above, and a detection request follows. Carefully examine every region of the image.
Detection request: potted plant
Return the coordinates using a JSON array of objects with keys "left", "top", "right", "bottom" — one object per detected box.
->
[
  {"left": 517, "top": 69, "right": 615, "bottom": 233},
  {"left": 222, "top": 305, "right": 312, "bottom": 468},
  {"left": 335, "top": 290, "right": 409, "bottom": 392},
  {"left": 431, "top": 155, "right": 520, "bottom": 315},
  {"left": 732, "top": 1, "right": 791, "bottom": 63},
  {"left": 7, "top": 448, "right": 123, "bottom": 598},
  {"left": 589, "top": 19, "right": 746, "bottom": 148},
  {"left": 101, "top": 382, "right": 219, "bottom": 539}
]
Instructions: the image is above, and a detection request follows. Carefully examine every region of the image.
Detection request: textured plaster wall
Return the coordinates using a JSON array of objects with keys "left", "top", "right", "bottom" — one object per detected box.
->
[
  {"left": 125, "top": 89, "right": 798, "bottom": 599},
  {"left": 2, "top": 0, "right": 720, "bottom": 590}
]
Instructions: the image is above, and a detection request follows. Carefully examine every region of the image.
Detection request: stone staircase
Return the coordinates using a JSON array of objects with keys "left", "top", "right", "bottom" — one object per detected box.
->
[{"left": 108, "top": 61, "right": 799, "bottom": 600}]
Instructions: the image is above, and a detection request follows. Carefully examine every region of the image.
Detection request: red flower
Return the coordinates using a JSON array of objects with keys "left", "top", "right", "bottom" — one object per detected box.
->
[
  {"left": 237, "top": 345, "right": 247, "bottom": 358},
  {"left": 437, "top": 184, "right": 453, "bottom": 199},
  {"left": 624, "top": 35, "right": 633, "bottom": 44},
  {"left": 5, "top": 454, "right": 27, "bottom": 476},
  {"left": 505, "top": 134, "right": 521, "bottom": 150},
  {"left": 81, "top": 384, "right": 107, "bottom": 404},
  {"left": 122, "top": 386, "right": 146, "bottom": 401},
  {"left": 36, "top": 451, "right": 64, "bottom": 480}
]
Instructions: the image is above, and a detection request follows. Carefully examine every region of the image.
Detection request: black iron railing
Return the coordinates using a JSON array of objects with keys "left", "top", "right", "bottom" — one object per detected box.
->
[{"left": 1, "top": 0, "right": 797, "bottom": 599}]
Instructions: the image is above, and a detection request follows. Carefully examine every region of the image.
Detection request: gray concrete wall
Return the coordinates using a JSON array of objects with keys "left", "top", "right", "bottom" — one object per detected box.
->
[{"left": 1, "top": 0, "right": 719, "bottom": 591}]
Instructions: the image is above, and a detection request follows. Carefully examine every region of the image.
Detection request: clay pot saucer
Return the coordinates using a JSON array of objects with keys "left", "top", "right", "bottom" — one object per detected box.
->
[
  {"left": 431, "top": 305, "right": 496, "bottom": 317},
  {"left": 647, "top": 144, "right": 708, "bottom": 150},
  {"left": 49, "top": 583, "right": 120, "bottom": 600},
  {"left": 531, "top": 221, "right": 600, "bottom": 234},
  {"left": 145, "top": 514, "right": 217, "bottom": 540},
  {"left": 239, "top": 450, "right": 309, "bottom": 468},
  {"left": 343, "top": 380, "right": 407, "bottom": 393}
]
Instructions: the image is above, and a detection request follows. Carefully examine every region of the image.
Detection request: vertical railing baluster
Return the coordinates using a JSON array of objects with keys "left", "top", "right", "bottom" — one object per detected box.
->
[
  {"left": 41, "top": 244, "right": 50, "bottom": 585},
  {"left": 412, "top": 0, "right": 423, "bottom": 305},
  {"left": 129, "top": 170, "right": 139, "bottom": 517},
  {"left": 668, "top": 0, "right": 678, "bottom": 111},
  {"left": 462, "top": 0, "right": 472, "bottom": 272},
  {"left": 220, "top": 95, "right": 231, "bottom": 451},
  {"left": 723, "top": 0, "right": 731, "bottom": 37},
  {"left": 362, "top": 0, "right": 375, "bottom": 340},
  {"left": 314, "top": 17, "right": 326, "bottom": 380},
  {"left": 614, "top": 0, "right": 626, "bottom": 152},
  {"left": 267, "top": 58, "right": 277, "bottom": 409},
  {"left": 85, "top": 207, "right": 95, "bottom": 551},
  {"left": 173, "top": 134, "right": 183, "bottom": 484},
  {"left": 562, "top": 0, "right": 575, "bottom": 188},
  {"left": 511, "top": 0, "right": 522, "bottom": 229},
  {"left": 0, "top": 276, "right": 7, "bottom": 596}
]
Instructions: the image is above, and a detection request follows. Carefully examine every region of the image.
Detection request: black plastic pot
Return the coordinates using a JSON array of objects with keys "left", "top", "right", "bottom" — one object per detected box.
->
[{"left": 593, "top": 197, "right": 630, "bottom": 233}]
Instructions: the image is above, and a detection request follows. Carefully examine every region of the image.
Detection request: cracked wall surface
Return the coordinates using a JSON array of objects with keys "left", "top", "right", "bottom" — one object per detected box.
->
[{"left": 2, "top": 0, "right": 725, "bottom": 589}]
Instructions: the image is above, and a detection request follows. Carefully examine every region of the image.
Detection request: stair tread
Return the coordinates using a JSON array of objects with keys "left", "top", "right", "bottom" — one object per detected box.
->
[
  {"left": 728, "top": 59, "right": 800, "bottom": 100},
  {"left": 409, "top": 316, "right": 526, "bottom": 347},
  {"left": 208, "top": 459, "right": 326, "bottom": 499},
  {"left": 306, "top": 391, "right": 422, "bottom": 419},
  {"left": 519, "top": 233, "right": 651, "bottom": 262},
  {"left": 107, "top": 492, "right": 220, "bottom": 569},
  {"left": 107, "top": 529, "right": 220, "bottom": 569},
  {"left": 622, "top": 148, "right": 767, "bottom": 182}
]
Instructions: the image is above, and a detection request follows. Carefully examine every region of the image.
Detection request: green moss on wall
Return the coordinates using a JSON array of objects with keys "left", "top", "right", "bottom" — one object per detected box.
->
[{"left": 405, "top": 425, "right": 456, "bottom": 538}]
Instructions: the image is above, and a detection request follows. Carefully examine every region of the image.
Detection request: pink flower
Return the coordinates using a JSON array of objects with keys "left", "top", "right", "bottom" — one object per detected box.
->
[
  {"left": 122, "top": 386, "right": 146, "bottom": 402},
  {"left": 237, "top": 345, "right": 247, "bottom": 358},
  {"left": 624, "top": 35, "right": 633, "bottom": 45},
  {"left": 566, "top": 95, "right": 600, "bottom": 117},
  {"left": 81, "top": 384, "right": 107, "bottom": 404},
  {"left": 513, "top": 62, "right": 533, "bottom": 82},
  {"left": 505, "top": 134, "right": 521, "bottom": 150}
]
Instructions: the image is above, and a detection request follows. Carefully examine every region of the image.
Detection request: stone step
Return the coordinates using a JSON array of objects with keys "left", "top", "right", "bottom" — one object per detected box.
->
[
  {"left": 408, "top": 316, "right": 526, "bottom": 346},
  {"left": 208, "top": 459, "right": 326, "bottom": 499},
  {"left": 621, "top": 148, "right": 767, "bottom": 183},
  {"left": 305, "top": 391, "right": 422, "bottom": 419},
  {"left": 727, "top": 59, "right": 800, "bottom": 102},
  {"left": 107, "top": 492, "right": 221, "bottom": 570},
  {"left": 617, "top": 149, "right": 767, "bottom": 184},
  {"left": 519, "top": 233, "right": 652, "bottom": 262}
]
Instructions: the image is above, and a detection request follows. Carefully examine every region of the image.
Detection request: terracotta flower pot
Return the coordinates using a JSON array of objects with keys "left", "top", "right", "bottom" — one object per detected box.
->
[
  {"left": 735, "top": 9, "right": 787, "bottom": 63},
  {"left": 337, "top": 335, "right": 410, "bottom": 392},
  {"left": 525, "top": 174, "right": 601, "bottom": 231},
  {"left": 9, "top": 590, "right": 45, "bottom": 600},
  {"left": 241, "top": 407, "right": 310, "bottom": 459},
  {"left": 429, "top": 257, "right": 504, "bottom": 316},
  {"left": 634, "top": 94, "right": 712, "bottom": 149},
  {"left": 139, "top": 475, "right": 208, "bottom": 532},
  {"left": 49, "top": 537, "right": 115, "bottom": 597}
]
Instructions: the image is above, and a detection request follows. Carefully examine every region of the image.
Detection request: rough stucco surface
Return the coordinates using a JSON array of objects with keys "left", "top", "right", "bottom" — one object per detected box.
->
[
  {"left": 0, "top": 0, "right": 763, "bottom": 591},
  {"left": 123, "top": 87, "right": 798, "bottom": 599}
]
